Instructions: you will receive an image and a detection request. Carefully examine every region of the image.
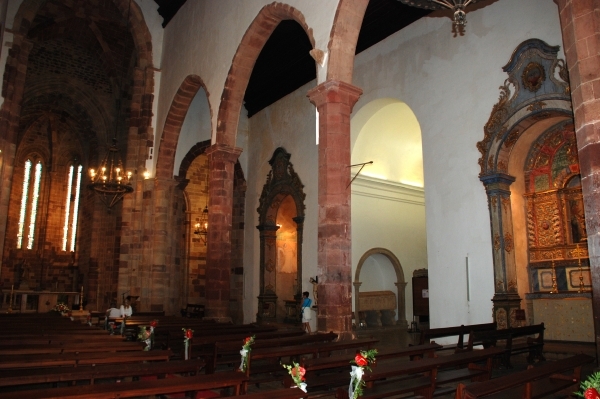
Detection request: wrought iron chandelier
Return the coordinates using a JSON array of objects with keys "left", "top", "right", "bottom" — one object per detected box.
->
[
  {"left": 398, "top": 0, "right": 480, "bottom": 32},
  {"left": 194, "top": 163, "right": 209, "bottom": 245},
  {"left": 88, "top": 138, "right": 133, "bottom": 209},
  {"left": 194, "top": 205, "right": 208, "bottom": 245},
  {"left": 88, "top": 0, "right": 133, "bottom": 209}
]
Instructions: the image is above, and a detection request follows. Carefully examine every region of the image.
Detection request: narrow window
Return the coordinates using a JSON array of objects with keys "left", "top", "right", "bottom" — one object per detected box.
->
[
  {"left": 26, "top": 161, "right": 42, "bottom": 250},
  {"left": 16, "top": 160, "right": 31, "bottom": 249},
  {"left": 62, "top": 164, "right": 82, "bottom": 252}
]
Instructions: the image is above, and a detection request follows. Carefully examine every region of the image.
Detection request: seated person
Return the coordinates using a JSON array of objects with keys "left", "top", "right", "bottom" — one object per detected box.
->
[
  {"left": 119, "top": 298, "right": 133, "bottom": 335},
  {"left": 105, "top": 302, "right": 121, "bottom": 333}
]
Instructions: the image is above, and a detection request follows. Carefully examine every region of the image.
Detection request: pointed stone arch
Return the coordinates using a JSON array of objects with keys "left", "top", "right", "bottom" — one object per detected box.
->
[{"left": 353, "top": 247, "right": 407, "bottom": 328}]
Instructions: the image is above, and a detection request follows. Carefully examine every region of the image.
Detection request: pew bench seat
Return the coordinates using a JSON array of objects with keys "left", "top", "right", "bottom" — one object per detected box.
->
[
  {"left": 0, "top": 370, "right": 246, "bottom": 399},
  {"left": 456, "top": 353, "right": 594, "bottom": 399}
]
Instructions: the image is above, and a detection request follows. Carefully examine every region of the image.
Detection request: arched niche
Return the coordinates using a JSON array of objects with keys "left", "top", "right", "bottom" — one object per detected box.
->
[
  {"left": 256, "top": 148, "right": 306, "bottom": 322},
  {"left": 354, "top": 248, "right": 407, "bottom": 328},
  {"left": 477, "top": 38, "right": 573, "bottom": 327}
]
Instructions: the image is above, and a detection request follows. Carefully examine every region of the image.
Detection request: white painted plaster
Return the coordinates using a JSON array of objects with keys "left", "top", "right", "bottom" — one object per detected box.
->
[
  {"left": 154, "top": 0, "right": 338, "bottom": 175},
  {"left": 243, "top": 80, "right": 318, "bottom": 327},
  {"left": 351, "top": 176, "right": 426, "bottom": 323},
  {"left": 174, "top": 88, "right": 212, "bottom": 175},
  {"left": 352, "top": 0, "right": 564, "bottom": 328}
]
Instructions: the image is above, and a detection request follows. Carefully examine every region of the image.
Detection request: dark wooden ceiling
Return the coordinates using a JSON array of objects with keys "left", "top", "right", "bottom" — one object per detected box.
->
[{"left": 154, "top": 0, "right": 430, "bottom": 117}]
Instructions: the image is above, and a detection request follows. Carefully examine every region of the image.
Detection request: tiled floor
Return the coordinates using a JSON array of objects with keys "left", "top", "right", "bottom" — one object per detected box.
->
[{"left": 244, "top": 324, "right": 598, "bottom": 398}]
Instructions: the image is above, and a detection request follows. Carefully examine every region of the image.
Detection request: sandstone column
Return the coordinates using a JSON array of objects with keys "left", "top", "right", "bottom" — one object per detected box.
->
[
  {"left": 204, "top": 143, "right": 242, "bottom": 322},
  {"left": 308, "top": 80, "right": 362, "bottom": 338},
  {"left": 556, "top": 0, "right": 600, "bottom": 359}
]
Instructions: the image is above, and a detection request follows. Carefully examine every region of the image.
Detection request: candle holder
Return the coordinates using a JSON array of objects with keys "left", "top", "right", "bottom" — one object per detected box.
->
[
  {"left": 549, "top": 255, "right": 558, "bottom": 294},
  {"left": 79, "top": 286, "right": 84, "bottom": 311},
  {"left": 573, "top": 244, "right": 587, "bottom": 293}
]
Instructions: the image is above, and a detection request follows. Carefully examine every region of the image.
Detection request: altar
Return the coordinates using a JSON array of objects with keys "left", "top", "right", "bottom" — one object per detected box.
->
[{"left": 2, "top": 289, "right": 82, "bottom": 313}]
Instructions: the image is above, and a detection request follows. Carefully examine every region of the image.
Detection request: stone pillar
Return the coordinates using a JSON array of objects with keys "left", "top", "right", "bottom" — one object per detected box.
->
[
  {"left": 308, "top": 80, "right": 362, "bottom": 338},
  {"left": 480, "top": 173, "right": 521, "bottom": 328},
  {"left": 256, "top": 224, "right": 279, "bottom": 321},
  {"left": 394, "top": 281, "right": 408, "bottom": 328},
  {"left": 353, "top": 281, "right": 362, "bottom": 328},
  {"left": 556, "top": 0, "right": 600, "bottom": 359},
  {"left": 293, "top": 215, "right": 304, "bottom": 300},
  {"left": 204, "top": 143, "right": 242, "bottom": 322}
]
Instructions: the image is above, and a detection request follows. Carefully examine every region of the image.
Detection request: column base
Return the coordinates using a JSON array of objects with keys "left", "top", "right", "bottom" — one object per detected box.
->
[{"left": 492, "top": 292, "right": 522, "bottom": 329}]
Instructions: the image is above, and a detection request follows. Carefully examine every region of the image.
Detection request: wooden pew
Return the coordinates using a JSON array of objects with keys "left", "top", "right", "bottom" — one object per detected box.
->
[
  {"left": 0, "top": 341, "right": 143, "bottom": 355},
  {"left": 335, "top": 347, "right": 504, "bottom": 399},
  {"left": 0, "top": 349, "right": 172, "bottom": 369},
  {"left": 208, "top": 331, "right": 337, "bottom": 373},
  {"left": 455, "top": 353, "right": 594, "bottom": 399},
  {"left": 240, "top": 388, "right": 308, "bottom": 399},
  {"left": 418, "top": 322, "right": 496, "bottom": 352},
  {"left": 293, "top": 343, "right": 442, "bottom": 394},
  {"left": 241, "top": 338, "right": 379, "bottom": 392},
  {"left": 0, "top": 359, "right": 205, "bottom": 390},
  {"left": 0, "top": 370, "right": 247, "bottom": 399},
  {"left": 466, "top": 323, "right": 545, "bottom": 368}
]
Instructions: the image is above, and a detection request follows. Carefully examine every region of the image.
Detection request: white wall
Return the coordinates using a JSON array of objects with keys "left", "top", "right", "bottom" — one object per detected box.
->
[
  {"left": 351, "top": 177, "right": 426, "bottom": 323},
  {"left": 352, "top": 0, "right": 564, "bottom": 327},
  {"left": 243, "top": 80, "right": 318, "bottom": 326},
  {"left": 174, "top": 88, "right": 211, "bottom": 175}
]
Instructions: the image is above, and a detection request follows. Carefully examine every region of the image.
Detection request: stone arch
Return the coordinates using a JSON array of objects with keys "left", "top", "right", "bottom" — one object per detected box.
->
[
  {"left": 326, "top": 0, "right": 369, "bottom": 82},
  {"left": 156, "top": 75, "right": 210, "bottom": 180},
  {"left": 216, "top": 3, "right": 315, "bottom": 147},
  {"left": 353, "top": 247, "right": 407, "bottom": 328}
]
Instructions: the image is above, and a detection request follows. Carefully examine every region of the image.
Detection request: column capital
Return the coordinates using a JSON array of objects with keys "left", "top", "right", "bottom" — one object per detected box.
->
[
  {"left": 307, "top": 79, "right": 363, "bottom": 110},
  {"left": 205, "top": 143, "right": 242, "bottom": 163},
  {"left": 480, "top": 172, "right": 516, "bottom": 194}
]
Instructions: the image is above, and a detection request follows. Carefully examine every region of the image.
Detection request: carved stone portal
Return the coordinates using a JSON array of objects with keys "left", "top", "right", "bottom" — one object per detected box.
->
[{"left": 256, "top": 148, "right": 306, "bottom": 322}]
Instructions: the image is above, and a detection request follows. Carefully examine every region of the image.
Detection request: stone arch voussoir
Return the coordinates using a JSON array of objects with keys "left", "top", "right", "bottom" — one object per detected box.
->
[
  {"left": 156, "top": 75, "right": 210, "bottom": 180},
  {"left": 216, "top": 2, "right": 315, "bottom": 147}
]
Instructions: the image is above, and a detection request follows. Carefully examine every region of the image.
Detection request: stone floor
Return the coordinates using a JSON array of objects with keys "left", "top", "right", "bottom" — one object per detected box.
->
[{"left": 245, "top": 324, "right": 598, "bottom": 398}]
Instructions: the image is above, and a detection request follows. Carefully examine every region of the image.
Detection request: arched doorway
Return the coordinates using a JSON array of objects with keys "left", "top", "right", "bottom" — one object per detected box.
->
[
  {"left": 354, "top": 248, "right": 407, "bottom": 328},
  {"left": 256, "top": 148, "right": 306, "bottom": 322}
]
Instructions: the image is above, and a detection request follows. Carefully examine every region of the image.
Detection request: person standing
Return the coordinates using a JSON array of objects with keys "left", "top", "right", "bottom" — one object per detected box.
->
[{"left": 301, "top": 291, "right": 312, "bottom": 334}]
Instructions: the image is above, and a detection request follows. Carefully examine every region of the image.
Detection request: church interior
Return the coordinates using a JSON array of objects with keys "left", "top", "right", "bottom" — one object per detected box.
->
[{"left": 0, "top": 0, "right": 600, "bottom": 396}]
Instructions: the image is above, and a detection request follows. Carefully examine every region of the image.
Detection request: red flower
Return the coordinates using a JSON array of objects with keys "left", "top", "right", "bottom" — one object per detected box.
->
[
  {"left": 244, "top": 337, "right": 251, "bottom": 344},
  {"left": 585, "top": 388, "right": 600, "bottom": 399},
  {"left": 150, "top": 320, "right": 158, "bottom": 328},
  {"left": 354, "top": 354, "right": 368, "bottom": 367},
  {"left": 185, "top": 329, "right": 193, "bottom": 339},
  {"left": 291, "top": 366, "right": 306, "bottom": 379}
]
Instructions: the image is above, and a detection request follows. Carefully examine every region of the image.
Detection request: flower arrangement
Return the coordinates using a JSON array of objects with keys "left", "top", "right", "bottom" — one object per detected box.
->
[
  {"left": 137, "top": 320, "right": 157, "bottom": 351},
  {"left": 576, "top": 371, "right": 600, "bottom": 398},
  {"left": 283, "top": 362, "right": 307, "bottom": 392},
  {"left": 239, "top": 335, "right": 255, "bottom": 372},
  {"left": 183, "top": 328, "right": 194, "bottom": 360},
  {"left": 348, "top": 349, "right": 378, "bottom": 399},
  {"left": 53, "top": 302, "right": 70, "bottom": 313}
]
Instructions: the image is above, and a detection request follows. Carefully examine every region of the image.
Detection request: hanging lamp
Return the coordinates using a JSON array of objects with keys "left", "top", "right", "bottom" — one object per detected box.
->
[
  {"left": 398, "top": 0, "right": 481, "bottom": 33},
  {"left": 88, "top": 0, "right": 133, "bottom": 209}
]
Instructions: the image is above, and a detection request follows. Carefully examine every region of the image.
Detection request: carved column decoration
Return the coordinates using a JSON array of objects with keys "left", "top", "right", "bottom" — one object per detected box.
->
[{"left": 480, "top": 173, "right": 521, "bottom": 328}]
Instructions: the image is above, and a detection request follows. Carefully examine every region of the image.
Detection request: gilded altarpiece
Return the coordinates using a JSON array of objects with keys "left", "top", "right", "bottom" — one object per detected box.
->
[
  {"left": 477, "top": 39, "right": 572, "bottom": 328},
  {"left": 524, "top": 122, "right": 590, "bottom": 293}
]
